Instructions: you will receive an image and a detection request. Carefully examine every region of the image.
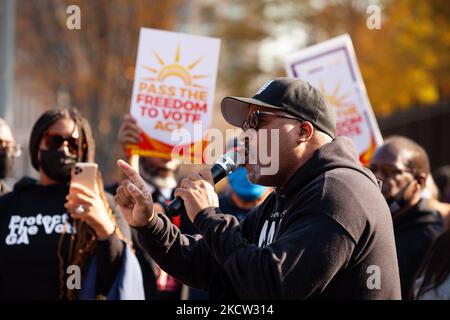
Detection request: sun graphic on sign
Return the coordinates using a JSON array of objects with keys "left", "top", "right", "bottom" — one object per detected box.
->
[
  {"left": 319, "top": 81, "right": 351, "bottom": 108},
  {"left": 142, "top": 44, "right": 209, "bottom": 88}
]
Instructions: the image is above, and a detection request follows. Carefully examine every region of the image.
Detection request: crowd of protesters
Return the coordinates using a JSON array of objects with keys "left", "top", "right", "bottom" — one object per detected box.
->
[{"left": 0, "top": 77, "right": 449, "bottom": 300}]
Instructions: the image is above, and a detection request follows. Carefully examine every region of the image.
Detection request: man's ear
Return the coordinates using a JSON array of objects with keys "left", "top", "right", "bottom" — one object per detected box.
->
[{"left": 298, "top": 121, "right": 314, "bottom": 143}]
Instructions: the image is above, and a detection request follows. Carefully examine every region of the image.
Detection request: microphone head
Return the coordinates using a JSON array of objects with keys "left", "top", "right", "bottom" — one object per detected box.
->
[{"left": 215, "top": 146, "right": 244, "bottom": 175}]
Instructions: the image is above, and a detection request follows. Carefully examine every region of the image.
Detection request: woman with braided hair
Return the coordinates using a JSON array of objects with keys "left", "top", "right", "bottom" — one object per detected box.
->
[{"left": 0, "top": 108, "right": 144, "bottom": 299}]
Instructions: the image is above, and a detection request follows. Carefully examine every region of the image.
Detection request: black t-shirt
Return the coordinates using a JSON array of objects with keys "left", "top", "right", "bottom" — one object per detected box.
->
[
  {"left": 0, "top": 178, "right": 73, "bottom": 299},
  {"left": 0, "top": 177, "right": 128, "bottom": 299}
]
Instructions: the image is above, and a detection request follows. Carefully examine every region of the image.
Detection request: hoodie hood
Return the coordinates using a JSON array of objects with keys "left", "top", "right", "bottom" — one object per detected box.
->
[{"left": 281, "top": 137, "right": 378, "bottom": 197}]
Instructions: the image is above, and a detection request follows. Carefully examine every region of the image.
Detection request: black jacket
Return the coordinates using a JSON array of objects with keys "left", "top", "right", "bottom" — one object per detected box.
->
[
  {"left": 136, "top": 137, "right": 402, "bottom": 299},
  {"left": 0, "top": 177, "right": 130, "bottom": 299},
  {"left": 393, "top": 199, "right": 443, "bottom": 299}
]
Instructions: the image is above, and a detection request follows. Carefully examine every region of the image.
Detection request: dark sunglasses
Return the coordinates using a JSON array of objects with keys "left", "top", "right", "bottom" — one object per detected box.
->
[
  {"left": 368, "top": 164, "right": 415, "bottom": 179},
  {"left": 242, "top": 110, "right": 302, "bottom": 131},
  {"left": 43, "top": 134, "right": 80, "bottom": 154}
]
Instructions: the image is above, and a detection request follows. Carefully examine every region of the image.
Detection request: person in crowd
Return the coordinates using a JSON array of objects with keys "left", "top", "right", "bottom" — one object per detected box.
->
[
  {"left": 112, "top": 114, "right": 186, "bottom": 300},
  {"left": 0, "top": 108, "right": 144, "bottom": 300},
  {"left": 115, "top": 77, "right": 401, "bottom": 299},
  {"left": 0, "top": 118, "right": 21, "bottom": 195},
  {"left": 219, "top": 166, "right": 270, "bottom": 221},
  {"left": 429, "top": 166, "right": 450, "bottom": 230},
  {"left": 412, "top": 229, "right": 450, "bottom": 299},
  {"left": 369, "top": 136, "right": 444, "bottom": 299},
  {"left": 433, "top": 166, "right": 450, "bottom": 203}
]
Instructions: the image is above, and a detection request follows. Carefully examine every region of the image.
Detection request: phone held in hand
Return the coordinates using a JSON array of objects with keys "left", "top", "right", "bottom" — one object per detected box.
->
[{"left": 70, "top": 162, "right": 98, "bottom": 193}]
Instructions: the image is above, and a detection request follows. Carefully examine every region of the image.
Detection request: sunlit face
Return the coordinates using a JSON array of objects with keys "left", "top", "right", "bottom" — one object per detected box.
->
[
  {"left": 241, "top": 105, "right": 300, "bottom": 186},
  {"left": 369, "top": 146, "right": 417, "bottom": 201},
  {"left": 0, "top": 123, "right": 14, "bottom": 145},
  {"left": 0, "top": 122, "right": 17, "bottom": 154}
]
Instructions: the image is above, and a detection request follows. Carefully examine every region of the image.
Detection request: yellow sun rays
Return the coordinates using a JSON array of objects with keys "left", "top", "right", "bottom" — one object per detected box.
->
[
  {"left": 319, "top": 81, "right": 351, "bottom": 108},
  {"left": 141, "top": 44, "right": 209, "bottom": 88}
]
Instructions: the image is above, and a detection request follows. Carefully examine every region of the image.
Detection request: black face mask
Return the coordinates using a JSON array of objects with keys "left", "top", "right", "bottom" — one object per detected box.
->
[
  {"left": 0, "top": 151, "right": 14, "bottom": 179},
  {"left": 39, "top": 149, "right": 76, "bottom": 182},
  {"left": 387, "top": 179, "right": 414, "bottom": 214}
]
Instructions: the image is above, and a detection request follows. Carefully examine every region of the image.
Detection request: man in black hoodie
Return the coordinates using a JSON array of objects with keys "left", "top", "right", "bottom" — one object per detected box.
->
[
  {"left": 369, "top": 136, "right": 443, "bottom": 298},
  {"left": 115, "top": 77, "right": 401, "bottom": 299}
]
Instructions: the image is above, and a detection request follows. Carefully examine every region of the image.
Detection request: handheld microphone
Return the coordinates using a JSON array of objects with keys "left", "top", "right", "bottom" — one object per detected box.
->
[{"left": 166, "top": 148, "right": 243, "bottom": 217}]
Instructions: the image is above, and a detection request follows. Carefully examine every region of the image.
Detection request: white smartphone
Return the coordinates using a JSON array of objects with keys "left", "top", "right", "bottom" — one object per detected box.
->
[{"left": 71, "top": 162, "right": 98, "bottom": 193}]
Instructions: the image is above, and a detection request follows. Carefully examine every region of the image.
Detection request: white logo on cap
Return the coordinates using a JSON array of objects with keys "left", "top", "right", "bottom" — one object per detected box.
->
[{"left": 255, "top": 80, "right": 274, "bottom": 95}]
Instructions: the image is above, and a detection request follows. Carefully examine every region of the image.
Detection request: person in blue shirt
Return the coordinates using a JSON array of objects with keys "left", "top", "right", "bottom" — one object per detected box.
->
[{"left": 219, "top": 167, "right": 270, "bottom": 221}]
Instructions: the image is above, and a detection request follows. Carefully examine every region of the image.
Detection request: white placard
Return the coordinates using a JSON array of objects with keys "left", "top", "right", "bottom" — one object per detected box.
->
[
  {"left": 128, "top": 28, "right": 220, "bottom": 161},
  {"left": 285, "top": 34, "right": 382, "bottom": 164}
]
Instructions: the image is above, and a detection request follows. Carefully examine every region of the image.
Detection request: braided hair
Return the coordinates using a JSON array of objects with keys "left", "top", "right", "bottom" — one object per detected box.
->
[{"left": 29, "top": 108, "right": 127, "bottom": 299}]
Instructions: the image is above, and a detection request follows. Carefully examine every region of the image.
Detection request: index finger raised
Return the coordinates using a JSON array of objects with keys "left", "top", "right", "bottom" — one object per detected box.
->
[{"left": 117, "top": 159, "right": 146, "bottom": 191}]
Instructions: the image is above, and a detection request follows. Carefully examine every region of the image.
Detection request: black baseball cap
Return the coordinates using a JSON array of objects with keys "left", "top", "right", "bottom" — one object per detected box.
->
[{"left": 221, "top": 77, "right": 336, "bottom": 139}]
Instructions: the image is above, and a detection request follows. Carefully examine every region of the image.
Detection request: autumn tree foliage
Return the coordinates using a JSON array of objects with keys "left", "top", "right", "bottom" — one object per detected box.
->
[
  {"left": 15, "top": 0, "right": 185, "bottom": 180},
  {"left": 304, "top": 0, "right": 450, "bottom": 116}
]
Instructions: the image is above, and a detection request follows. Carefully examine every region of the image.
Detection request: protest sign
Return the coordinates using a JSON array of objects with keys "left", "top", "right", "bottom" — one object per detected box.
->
[
  {"left": 285, "top": 34, "right": 382, "bottom": 164},
  {"left": 128, "top": 28, "right": 220, "bottom": 163}
]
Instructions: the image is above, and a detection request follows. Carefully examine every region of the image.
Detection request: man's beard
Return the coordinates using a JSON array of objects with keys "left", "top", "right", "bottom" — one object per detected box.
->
[{"left": 244, "top": 137, "right": 259, "bottom": 184}]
